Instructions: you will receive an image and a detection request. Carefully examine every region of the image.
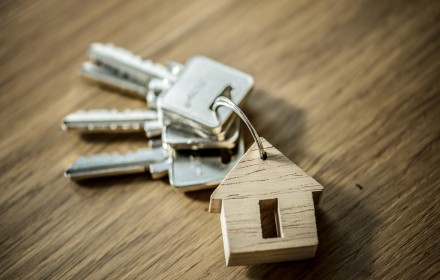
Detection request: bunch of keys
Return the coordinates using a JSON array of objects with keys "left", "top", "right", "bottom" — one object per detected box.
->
[{"left": 62, "top": 43, "right": 254, "bottom": 191}]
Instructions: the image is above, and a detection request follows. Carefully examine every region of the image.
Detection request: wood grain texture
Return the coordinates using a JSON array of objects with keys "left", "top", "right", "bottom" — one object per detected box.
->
[
  {"left": 210, "top": 139, "right": 324, "bottom": 266},
  {"left": 1, "top": 0, "right": 439, "bottom": 279}
]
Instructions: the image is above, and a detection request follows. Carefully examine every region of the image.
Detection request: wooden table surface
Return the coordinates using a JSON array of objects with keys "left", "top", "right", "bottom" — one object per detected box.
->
[{"left": 1, "top": 0, "right": 439, "bottom": 279}]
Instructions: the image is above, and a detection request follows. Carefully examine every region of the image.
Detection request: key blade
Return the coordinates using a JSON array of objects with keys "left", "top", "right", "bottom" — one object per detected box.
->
[
  {"left": 62, "top": 109, "right": 158, "bottom": 133},
  {"left": 80, "top": 62, "right": 148, "bottom": 99},
  {"left": 65, "top": 148, "right": 168, "bottom": 180},
  {"left": 88, "top": 43, "right": 177, "bottom": 84}
]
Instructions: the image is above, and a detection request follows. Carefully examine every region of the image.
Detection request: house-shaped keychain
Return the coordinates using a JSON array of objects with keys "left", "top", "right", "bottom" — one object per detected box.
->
[{"left": 209, "top": 138, "right": 324, "bottom": 266}]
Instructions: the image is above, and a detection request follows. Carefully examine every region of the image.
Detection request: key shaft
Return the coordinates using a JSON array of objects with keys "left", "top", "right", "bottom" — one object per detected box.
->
[
  {"left": 62, "top": 109, "right": 159, "bottom": 134},
  {"left": 80, "top": 62, "right": 148, "bottom": 98},
  {"left": 88, "top": 43, "right": 176, "bottom": 84},
  {"left": 65, "top": 148, "right": 168, "bottom": 180}
]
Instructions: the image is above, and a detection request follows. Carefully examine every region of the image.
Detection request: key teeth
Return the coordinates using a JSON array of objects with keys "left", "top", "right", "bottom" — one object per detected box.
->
[
  {"left": 67, "top": 108, "right": 150, "bottom": 115},
  {"left": 88, "top": 42, "right": 177, "bottom": 82},
  {"left": 89, "top": 42, "right": 144, "bottom": 64},
  {"left": 62, "top": 108, "right": 158, "bottom": 121}
]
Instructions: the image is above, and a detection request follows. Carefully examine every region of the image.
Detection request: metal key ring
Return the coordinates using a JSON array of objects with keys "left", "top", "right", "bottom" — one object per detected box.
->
[{"left": 212, "top": 96, "right": 267, "bottom": 160}]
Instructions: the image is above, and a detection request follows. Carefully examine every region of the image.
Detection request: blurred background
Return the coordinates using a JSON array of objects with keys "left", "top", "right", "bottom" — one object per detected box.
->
[{"left": 1, "top": 0, "right": 439, "bottom": 279}]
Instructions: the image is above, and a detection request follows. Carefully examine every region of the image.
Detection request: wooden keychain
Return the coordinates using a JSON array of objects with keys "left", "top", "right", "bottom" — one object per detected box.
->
[{"left": 210, "top": 96, "right": 324, "bottom": 266}]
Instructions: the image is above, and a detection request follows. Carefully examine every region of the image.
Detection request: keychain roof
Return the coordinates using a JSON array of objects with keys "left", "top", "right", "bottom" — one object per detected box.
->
[{"left": 209, "top": 96, "right": 324, "bottom": 266}]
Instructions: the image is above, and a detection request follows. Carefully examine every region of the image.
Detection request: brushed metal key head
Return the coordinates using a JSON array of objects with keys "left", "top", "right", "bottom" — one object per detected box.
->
[
  {"left": 168, "top": 131, "right": 245, "bottom": 192},
  {"left": 160, "top": 56, "right": 254, "bottom": 135}
]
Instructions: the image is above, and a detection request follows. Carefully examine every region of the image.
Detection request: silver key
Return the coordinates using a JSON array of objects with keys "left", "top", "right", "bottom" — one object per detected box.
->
[
  {"left": 160, "top": 56, "right": 254, "bottom": 137},
  {"left": 64, "top": 140, "right": 244, "bottom": 192},
  {"left": 64, "top": 147, "right": 168, "bottom": 180},
  {"left": 133, "top": 133, "right": 245, "bottom": 191},
  {"left": 169, "top": 132, "right": 245, "bottom": 191},
  {"left": 62, "top": 108, "right": 161, "bottom": 137}
]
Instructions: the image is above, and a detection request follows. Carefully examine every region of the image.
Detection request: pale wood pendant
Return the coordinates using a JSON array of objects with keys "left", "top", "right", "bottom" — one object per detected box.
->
[{"left": 209, "top": 138, "right": 324, "bottom": 266}]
